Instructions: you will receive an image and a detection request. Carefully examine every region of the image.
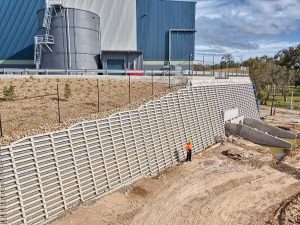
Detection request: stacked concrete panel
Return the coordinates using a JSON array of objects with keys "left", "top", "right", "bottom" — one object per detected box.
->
[{"left": 0, "top": 82, "right": 259, "bottom": 225}]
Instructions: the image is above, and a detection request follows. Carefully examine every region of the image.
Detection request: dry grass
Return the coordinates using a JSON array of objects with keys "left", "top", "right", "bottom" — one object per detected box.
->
[{"left": 0, "top": 78, "right": 176, "bottom": 145}]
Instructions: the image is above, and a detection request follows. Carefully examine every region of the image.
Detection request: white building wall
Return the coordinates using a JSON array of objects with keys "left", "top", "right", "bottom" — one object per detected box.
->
[{"left": 63, "top": 0, "right": 137, "bottom": 51}]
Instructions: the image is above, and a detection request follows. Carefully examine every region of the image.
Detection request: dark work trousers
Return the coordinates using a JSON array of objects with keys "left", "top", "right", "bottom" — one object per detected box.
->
[{"left": 186, "top": 150, "right": 192, "bottom": 162}]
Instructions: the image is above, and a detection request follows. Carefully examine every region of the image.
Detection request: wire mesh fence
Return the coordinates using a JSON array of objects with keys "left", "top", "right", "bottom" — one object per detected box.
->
[
  {"left": 193, "top": 57, "right": 249, "bottom": 77},
  {"left": 0, "top": 75, "right": 188, "bottom": 144}
]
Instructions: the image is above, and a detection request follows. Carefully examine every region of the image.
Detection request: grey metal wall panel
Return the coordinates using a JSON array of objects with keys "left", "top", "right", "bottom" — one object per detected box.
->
[
  {"left": 63, "top": 0, "right": 137, "bottom": 51},
  {"left": 0, "top": 83, "right": 260, "bottom": 225}
]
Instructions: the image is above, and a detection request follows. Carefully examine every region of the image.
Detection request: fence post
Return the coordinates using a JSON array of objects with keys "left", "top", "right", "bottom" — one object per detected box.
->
[
  {"left": 57, "top": 84, "right": 61, "bottom": 123},
  {"left": 220, "top": 60, "right": 223, "bottom": 79},
  {"left": 203, "top": 56, "right": 205, "bottom": 76},
  {"left": 169, "top": 62, "right": 171, "bottom": 89},
  {"left": 127, "top": 69, "right": 131, "bottom": 104},
  {"left": 189, "top": 54, "right": 191, "bottom": 76},
  {"left": 0, "top": 114, "right": 3, "bottom": 137},
  {"left": 213, "top": 57, "right": 215, "bottom": 77},
  {"left": 97, "top": 79, "right": 100, "bottom": 113},
  {"left": 228, "top": 60, "right": 231, "bottom": 78},
  {"left": 152, "top": 70, "right": 154, "bottom": 97}
]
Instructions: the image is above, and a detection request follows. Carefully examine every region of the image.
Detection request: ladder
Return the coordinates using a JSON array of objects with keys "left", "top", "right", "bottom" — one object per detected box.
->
[{"left": 34, "top": 0, "right": 63, "bottom": 69}]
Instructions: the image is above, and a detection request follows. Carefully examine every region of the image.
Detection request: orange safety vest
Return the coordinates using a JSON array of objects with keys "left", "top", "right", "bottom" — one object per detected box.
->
[{"left": 185, "top": 144, "right": 192, "bottom": 151}]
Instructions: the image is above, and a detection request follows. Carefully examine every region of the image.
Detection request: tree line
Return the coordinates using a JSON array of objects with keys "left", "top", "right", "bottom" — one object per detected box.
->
[
  {"left": 194, "top": 44, "right": 300, "bottom": 105},
  {"left": 244, "top": 44, "right": 300, "bottom": 104}
]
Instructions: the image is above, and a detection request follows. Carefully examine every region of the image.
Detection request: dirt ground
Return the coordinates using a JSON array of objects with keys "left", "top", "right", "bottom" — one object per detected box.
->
[
  {"left": 0, "top": 78, "right": 175, "bottom": 145},
  {"left": 51, "top": 106, "right": 300, "bottom": 225},
  {"left": 260, "top": 106, "right": 300, "bottom": 169}
]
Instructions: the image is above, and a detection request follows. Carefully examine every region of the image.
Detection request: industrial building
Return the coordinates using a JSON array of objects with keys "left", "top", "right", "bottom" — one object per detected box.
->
[{"left": 0, "top": 0, "right": 196, "bottom": 71}]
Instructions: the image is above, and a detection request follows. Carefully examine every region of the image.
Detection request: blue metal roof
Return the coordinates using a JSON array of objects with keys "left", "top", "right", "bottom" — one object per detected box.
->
[
  {"left": 0, "top": 0, "right": 44, "bottom": 60},
  {"left": 137, "top": 0, "right": 196, "bottom": 61}
]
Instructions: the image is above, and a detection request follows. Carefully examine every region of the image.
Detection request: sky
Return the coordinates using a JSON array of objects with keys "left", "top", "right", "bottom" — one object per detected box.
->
[{"left": 194, "top": 0, "right": 300, "bottom": 62}]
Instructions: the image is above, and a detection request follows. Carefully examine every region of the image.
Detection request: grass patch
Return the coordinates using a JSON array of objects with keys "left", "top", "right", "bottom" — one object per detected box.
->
[{"left": 265, "top": 86, "right": 300, "bottom": 109}]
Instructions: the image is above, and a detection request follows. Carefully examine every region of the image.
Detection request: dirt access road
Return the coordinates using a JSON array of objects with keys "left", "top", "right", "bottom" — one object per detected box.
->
[{"left": 52, "top": 136, "right": 300, "bottom": 225}]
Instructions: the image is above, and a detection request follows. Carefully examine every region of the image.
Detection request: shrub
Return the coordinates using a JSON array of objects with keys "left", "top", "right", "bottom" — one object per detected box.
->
[
  {"left": 3, "top": 84, "right": 16, "bottom": 100},
  {"left": 64, "top": 83, "right": 72, "bottom": 100}
]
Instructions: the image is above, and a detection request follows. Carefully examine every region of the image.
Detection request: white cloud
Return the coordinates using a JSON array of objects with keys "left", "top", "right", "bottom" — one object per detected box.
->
[{"left": 194, "top": 0, "right": 300, "bottom": 60}]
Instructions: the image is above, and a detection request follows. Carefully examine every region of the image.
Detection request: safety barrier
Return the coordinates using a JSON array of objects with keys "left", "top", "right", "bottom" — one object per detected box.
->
[
  {"left": 0, "top": 68, "right": 249, "bottom": 78},
  {"left": 0, "top": 82, "right": 259, "bottom": 225}
]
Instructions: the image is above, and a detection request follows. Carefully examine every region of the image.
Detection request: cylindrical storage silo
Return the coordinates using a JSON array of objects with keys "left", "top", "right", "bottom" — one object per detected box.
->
[{"left": 37, "top": 8, "right": 100, "bottom": 69}]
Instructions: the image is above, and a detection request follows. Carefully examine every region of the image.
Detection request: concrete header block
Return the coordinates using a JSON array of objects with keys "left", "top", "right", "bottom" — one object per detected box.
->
[
  {"left": 224, "top": 108, "right": 239, "bottom": 122},
  {"left": 231, "top": 116, "right": 244, "bottom": 124}
]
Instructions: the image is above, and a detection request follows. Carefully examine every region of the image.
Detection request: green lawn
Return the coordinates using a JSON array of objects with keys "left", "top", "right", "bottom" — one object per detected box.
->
[{"left": 265, "top": 86, "right": 300, "bottom": 109}]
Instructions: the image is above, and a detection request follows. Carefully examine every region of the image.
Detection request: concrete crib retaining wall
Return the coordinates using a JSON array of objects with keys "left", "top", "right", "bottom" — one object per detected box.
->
[{"left": 0, "top": 82, "right": 260, "bottom": 225}]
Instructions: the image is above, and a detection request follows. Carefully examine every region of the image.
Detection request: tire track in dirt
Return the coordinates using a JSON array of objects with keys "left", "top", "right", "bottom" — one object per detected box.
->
[
  {"left": 269, "top": 162, "right": 300, "bottom": 180},
  {"left": 130, "top": 156, "right": 300, "bottom": 225}
]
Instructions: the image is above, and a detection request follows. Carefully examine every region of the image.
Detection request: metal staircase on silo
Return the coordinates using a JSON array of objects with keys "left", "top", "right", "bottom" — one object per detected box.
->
[{"left": 34, "top": 0, "right": 63, "bottom": 69}]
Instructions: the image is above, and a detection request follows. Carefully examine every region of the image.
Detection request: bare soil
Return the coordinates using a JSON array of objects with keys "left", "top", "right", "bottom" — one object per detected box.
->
[
  {"left": 49, "top": 105, "right": 300, "bottom": 225},
  {"left": 51, "top": 139, "right": 300, "bottom": 225},
  {"left": 0, "top": 78, "right": 174, "bottom": 145},
  {"left": 260, "top": 106, "right": 300, "bottom": 224}
]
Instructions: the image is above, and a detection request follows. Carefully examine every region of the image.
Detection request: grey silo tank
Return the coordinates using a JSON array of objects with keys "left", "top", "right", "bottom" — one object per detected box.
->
[{"left": 37, "top": 8, "right": 101, "bottom": 69}]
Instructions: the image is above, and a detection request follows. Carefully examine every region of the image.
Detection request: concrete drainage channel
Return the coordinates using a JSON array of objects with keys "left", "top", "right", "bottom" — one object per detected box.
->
[{"left": 224, "top": 108, "right": 299, "bottom": 161}]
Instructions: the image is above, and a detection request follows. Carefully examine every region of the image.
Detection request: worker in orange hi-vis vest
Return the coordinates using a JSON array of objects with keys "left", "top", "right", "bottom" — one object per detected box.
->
[{"left": 185, "top": 140, "right": 192, "bottom": 162}]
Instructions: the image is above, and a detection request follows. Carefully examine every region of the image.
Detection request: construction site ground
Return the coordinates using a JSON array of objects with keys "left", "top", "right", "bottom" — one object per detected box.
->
[{"left": 51, "top": 106, "right": 300, "bottom": 225}]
